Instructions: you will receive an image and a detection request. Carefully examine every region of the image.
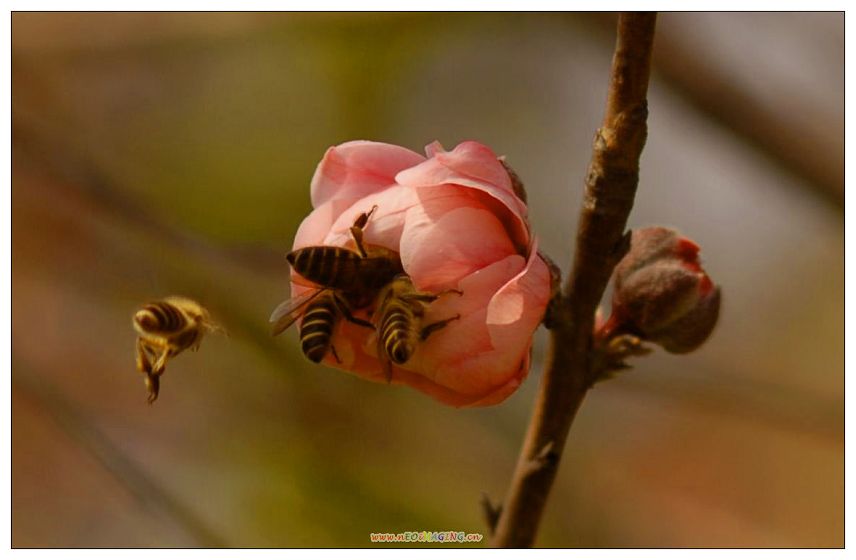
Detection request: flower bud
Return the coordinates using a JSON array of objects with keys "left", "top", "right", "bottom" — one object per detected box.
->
[{"left": 601, "top": 227, "right": 720, "bottom": 354}]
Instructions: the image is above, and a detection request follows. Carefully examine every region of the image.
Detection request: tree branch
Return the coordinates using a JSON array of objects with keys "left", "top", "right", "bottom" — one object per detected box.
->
[{"left": 489, "top": 12, "right": 657, "bottom": 548}]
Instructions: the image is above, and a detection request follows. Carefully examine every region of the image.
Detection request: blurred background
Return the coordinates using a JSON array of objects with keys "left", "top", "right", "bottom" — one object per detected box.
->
[{"left": 11, "top": 12, "right": 842, "bottom": 547}]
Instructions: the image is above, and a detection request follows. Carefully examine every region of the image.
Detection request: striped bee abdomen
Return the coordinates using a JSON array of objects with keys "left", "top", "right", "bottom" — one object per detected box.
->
[
  {"left": 299, "top": 293, "right": 340, "bottom": 363},
  {"left": 135, "top": 301, "right": 187, "bottom": 334},
  {"left": 380, "top": 305, "right": 417, "bottom": 364},
  {"left": 287, "top": 246, "right": 362, "bottom": 289}
]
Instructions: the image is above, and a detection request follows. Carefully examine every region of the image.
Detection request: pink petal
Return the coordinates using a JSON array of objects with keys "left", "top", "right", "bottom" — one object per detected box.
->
[
  {"left": 411, "top": 255, "right": 530, "bottom": 397},
  {"left": 396, "top": 141, "right": 530, "bottom": 249},
  {"left": 485, "top": 241, "right": 551, "bottom": 352},
  {"left": 428, "top": 248, "right": 548, "bottom": 393},
  {"left": 433, "top": 141, "right": 514, "bottom": 195},
  {"left": 310, "top": 141, "right": 425, "bottom": 208},
  {"left": 324, "top": 320, "right": 413, "bottom": 384},
  {"left": 320, "top": 337, "right": 529, "bottom": 407},
  {"left": 292, "top": 197, "right": 364, "bottom": 250},
  {"left": 414, "top": 254, "right": 526, "bottom": 374},
  {"left": 402, "top": 343, "right": 531, "bottom": 408},
  {"left": 461, "top": 354, "right": 530, "bottom": 407},
  {"left": 400, "top": 203, "right": 517, "bottom": 292},
  {"left": 424, "top": 140, "right": 445, "bottom": 158},
  {"left": 322, "top": 255, "right": 533, "bottom": 406},
  {"left": 322, "top": 185, "right": 420, "bottom": 253}
]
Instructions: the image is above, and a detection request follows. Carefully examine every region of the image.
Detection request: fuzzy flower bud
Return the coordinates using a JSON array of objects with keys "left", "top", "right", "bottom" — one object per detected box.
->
[{"left": 601, "top": 227, "right": 720, "bottom": 354}]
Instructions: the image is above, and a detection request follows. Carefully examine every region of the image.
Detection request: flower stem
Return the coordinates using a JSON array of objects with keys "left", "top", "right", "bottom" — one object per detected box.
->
[{"left": 489, "top": 12, "right": 657, "bottom": 548}]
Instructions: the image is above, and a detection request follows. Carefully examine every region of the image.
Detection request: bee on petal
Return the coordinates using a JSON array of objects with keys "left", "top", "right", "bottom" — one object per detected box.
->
[
  {"left": 270, "top": 287, "right": 374, "bottom": 363},
  {"left": 286, "top": 206, "right": 403, "bottom": 308},
  {"left": 373, "top": 274, "right": 462, "bottom": 381}
]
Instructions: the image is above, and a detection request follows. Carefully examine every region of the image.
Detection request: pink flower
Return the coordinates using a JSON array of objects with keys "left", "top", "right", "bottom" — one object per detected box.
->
[{"left": 288, "top": 140, "right": 551, "bottom": 407}]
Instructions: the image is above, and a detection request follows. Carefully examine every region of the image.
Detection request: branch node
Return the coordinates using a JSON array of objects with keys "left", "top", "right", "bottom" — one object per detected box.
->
[
  {"left": 525, "top": 441, "right": 558, "bottom": 477},
  {"left": 590, "top": 333, "right": 653, "bottom": 384},
  {"left": 539, "top": 250, "right": 565, "bottom": 329}
]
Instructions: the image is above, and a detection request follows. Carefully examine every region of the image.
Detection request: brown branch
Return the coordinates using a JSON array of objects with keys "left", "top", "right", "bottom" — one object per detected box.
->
[{"left": 489, "top": 12, "right": 657, "bottom": 548}]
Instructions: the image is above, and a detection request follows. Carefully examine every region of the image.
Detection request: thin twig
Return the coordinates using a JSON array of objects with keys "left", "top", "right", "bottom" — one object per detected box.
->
[{"left": 489, "top": 13, "right": 657, "bottom": 548}]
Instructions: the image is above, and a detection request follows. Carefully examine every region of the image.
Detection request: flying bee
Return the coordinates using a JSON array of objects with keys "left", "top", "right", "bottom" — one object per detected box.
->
[
  {"left": 374, "top": 274, "right": 463, "bottom": 381},
  {"left": 287, "top": 206, "right": 403, "bottom": 307},
  {"left": 133, "top": 296, "right": 221, "bottom": 404},
  {"left": 270, "top": 287, "right": 374, "bottom": 363}
]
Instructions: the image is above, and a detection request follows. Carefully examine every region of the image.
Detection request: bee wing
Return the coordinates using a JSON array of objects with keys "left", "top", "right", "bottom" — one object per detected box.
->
[{"left": 270, "top": 288, "right": 325, "bottom": 336}]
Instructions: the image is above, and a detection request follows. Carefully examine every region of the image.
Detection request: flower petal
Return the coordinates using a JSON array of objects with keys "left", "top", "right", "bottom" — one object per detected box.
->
[
  {"left": 396, "top": 141, "right": 529, "bottom": 250},
  {"left": 292, "top": 197, "right": 364, "bottom": 250},
  {"left": 324, "top": 255, "right": 530, "bottom": 402},
  {"left": 486, "top": 241, "right": 551, "bottom": 352},
  {"left": 322, "top": 185, "right": 420, "bottom": 253},
  {"left": 433, "top": 141, "right": 514, "bottom": 196},
  {"left": 426, "top": 247, "right": 549, "bottom": 394},
  {"left": 310, "top": 141, "right": 425, "bottom": 208},
  {"left": 400, "top": 202, "right": 517, "bottom": 292},
  {"left": 412, "top": 254, "right": 528, "bottom": 392},
  {"left": 324, "top": 339, "right": 529, "bottom": 408}
]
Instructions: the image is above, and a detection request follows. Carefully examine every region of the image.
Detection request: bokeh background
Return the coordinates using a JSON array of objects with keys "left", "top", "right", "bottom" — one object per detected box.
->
[{"left": 11, "top": 12, "right": 843, "bottom": 547}]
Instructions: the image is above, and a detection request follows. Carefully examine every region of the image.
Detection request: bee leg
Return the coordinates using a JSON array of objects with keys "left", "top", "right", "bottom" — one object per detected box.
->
[
  {"left": 145, "top": 373, "right": 160, "bottom": 404},
  {"left": 402, "top": 288, "right": 463, "bottom": 305},
  {"left": 190, "top": 330, "right": 204, "bottom": 352},
  {"left": 150, "top": 346, "right": 170, "bottom": 377},
  {"left": 349, "top": 225, "right": 368, "bottom": 258},
  {"left": 438, "top": 288, "right": 464, "bottom": 298},
  {"left": 330, "top": 345, "right": 342, "bottom": 364},
  {"left": 420, "top": 314, "right": 461, "bottom": 341},
  {"left": 401, "top": 293, "right": 440, "bottom": 305},
  {"left": 349, "top": 205, "right": 378, "bottom": 258},
  {"left": 352, "top": 205, "right": 378, "bottom": 230},
  {"left": 334, "top": 293, "right": 374, "bottom": 329},
  {"left": 136, "top": 338, "right": 152, "bottom": 374}
]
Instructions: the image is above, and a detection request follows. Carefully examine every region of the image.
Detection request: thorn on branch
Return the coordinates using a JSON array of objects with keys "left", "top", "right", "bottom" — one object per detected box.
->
[{"left": 480, "top": 492, "right": 502, "bottom": 535}]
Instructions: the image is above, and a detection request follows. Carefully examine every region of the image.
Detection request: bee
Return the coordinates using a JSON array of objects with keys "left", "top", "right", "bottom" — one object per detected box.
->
[
  {"left": 374, "top": 274, "right": 462, "bottom": 381},
  {"left": 272, "top": 205, "right": 403, "bottom": 363},
  {"left": 286, "top": 206, "right": 403, "bottom": 307},
  {"left": 270, "top": 288, "right": 374, "bottom": 363},
  {"left": 133, "top": 296, "right": 221, "bottom": 404}
]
